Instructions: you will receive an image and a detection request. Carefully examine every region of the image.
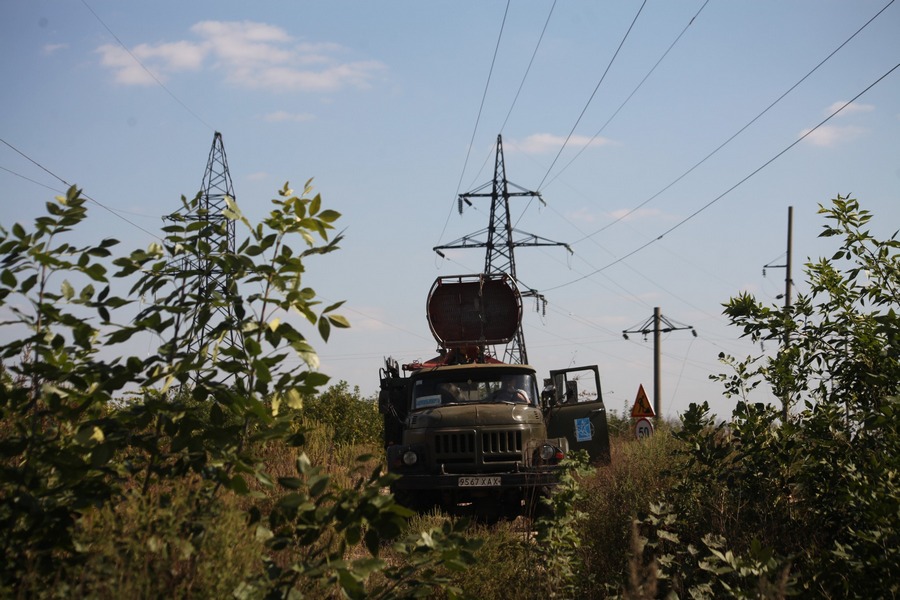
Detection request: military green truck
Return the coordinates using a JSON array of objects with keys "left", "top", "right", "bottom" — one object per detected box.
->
[{"left": 379, "top": 274, "right": 610, "bottom": 520}]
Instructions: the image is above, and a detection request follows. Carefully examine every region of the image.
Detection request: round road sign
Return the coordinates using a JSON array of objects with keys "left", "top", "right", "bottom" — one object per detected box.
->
[{"left": 634, "top": 417, "right": 654, "bottom": 439}]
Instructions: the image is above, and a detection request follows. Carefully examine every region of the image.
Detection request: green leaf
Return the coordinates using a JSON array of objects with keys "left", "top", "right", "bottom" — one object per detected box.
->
[
  {"left": 317, "top": 209, "right": 341, "bottom": 223},
  {"left": 255, "top": 526, "right": 274, "bottom": 542},
  {"left": 286, "top": 388, "right": 303, "bottom": 409},
  {"left": 80, "top": 283, "right": 95, "bottom": 302},
  {"left": 329, "top": 314, "right": 350, "bottom": 328},
  {"left": 308, "top": 474, "right": 329, "bottom": 497},
  {"left": 0, "top": 269, "right": 16, "bottom": 288},
  {"left": 278, "top": 477, "right": 303, "bottom": 490},
  {"left": 318, "top": 316, "right": 331, "bottom": 341},
  {"left": 352, "top": 556, "right": 386, "bottom": 577},
  {"left": 304, "top": 371, "right": 330, "bottom": 388},
  {"left": 230, "top": 474, "right": 250, "bottom": 494}
]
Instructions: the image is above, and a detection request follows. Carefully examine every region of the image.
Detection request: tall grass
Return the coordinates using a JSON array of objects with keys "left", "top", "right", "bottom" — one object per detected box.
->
[
  {"left": 42, "top": 477, "right": 263, "bottom": 599},
  {"left": 574, "top": 428, "right": 680, "bottom": 598},
  {"left": 424, "top": 428, "right": 684, "bottom": 600},
  {"left": 7, "top": 408, "right": 682, "bottom": 599}
]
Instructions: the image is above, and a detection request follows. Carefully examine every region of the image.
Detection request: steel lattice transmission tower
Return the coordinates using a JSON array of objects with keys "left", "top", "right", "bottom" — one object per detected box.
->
[
  {"left": 174, "top": 131, "right": 241, "bottom": 360},
  {"left": 433, "top": 134, "right": 570, "bottom": 364}
]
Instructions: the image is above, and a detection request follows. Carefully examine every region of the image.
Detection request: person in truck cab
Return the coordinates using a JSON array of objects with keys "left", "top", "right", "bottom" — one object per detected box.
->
[{"left": 493, "top": 376, "right": 529, "bottom": 403}]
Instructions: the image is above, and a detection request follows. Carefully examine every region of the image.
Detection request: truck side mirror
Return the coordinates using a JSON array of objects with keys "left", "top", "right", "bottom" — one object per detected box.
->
[
  {"left": 553, "top": 373, "right": 566, "bottom": 405},
  {"left": 541, "top": 386, "right": 556, "bottom": 408},
  {"left": 566, "top": 380, "right": 578, "bottom": 403}
]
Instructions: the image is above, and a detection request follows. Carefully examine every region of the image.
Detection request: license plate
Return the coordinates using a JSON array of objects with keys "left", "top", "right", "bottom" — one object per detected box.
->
[{"left": 458, "top": 476, "right": 500, "bottom": 487}]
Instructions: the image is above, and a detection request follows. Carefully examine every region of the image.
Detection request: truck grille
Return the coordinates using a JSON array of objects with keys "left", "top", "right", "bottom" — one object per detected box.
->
[
  {"left": 434, "top": 431, "right": 476, "bottom": 456},
  {"left": 482, "top": 430, "right": 523, "bottom": 459},
  {"left": 432, "top": 429, "right": 523, "bottom": 469}
]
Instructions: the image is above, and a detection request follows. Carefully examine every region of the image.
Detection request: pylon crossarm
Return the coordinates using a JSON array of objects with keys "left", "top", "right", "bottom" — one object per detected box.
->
[{"left": 510, "top": 230, "right": 571, "bottom": 250}]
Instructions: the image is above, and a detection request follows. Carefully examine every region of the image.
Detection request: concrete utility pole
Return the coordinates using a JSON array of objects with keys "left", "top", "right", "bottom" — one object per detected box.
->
[
  {"left": 763, "top": 206, "right": 794, "bottom": 421},
  {"left": 623, "top": 308, "right": 696, "bottom": 420}
]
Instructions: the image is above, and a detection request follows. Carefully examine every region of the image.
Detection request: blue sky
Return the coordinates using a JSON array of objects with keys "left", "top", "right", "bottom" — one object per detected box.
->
[{"left": 2, "top": 1, "right": 899, "bottom": 420}]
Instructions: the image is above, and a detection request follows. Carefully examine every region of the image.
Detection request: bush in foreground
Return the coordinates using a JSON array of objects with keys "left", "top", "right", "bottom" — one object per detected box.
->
[{"left": 0, "top": 183, "right": 476, "bottom": 597}]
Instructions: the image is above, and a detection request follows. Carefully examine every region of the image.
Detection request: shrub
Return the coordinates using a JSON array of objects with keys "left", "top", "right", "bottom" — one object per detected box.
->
[
  {"left": 0, "top": 183, "right": 474, "bottom": 597},
  {"left": 301, "top": 380, "right": 383, "bottom": 447},
  {"left": 634, "top": 196, "right": 899, "bottom": 598}
]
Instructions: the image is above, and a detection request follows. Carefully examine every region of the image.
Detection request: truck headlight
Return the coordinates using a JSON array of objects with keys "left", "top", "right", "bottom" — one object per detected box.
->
[
  {"left": 539, "top": 444, "right": 557, "bottom": 461},
  {"left": 402, "top": 450, "right": 419, "bottom": 466}
]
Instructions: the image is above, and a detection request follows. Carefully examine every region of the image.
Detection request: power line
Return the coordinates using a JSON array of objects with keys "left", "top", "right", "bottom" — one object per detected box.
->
[
  {"left": 543, "top": 0, "right": 711, "bottom": 190},
  {"left": 0, "top": 165, "right": 63, "bottom": 194},
  {"left": 543, "top": 61, "right": 900, "bottom": 292},
  {"left": 573, "top": 0, "right": 895, "bottom": 245},
  {"left": 463, "top": 1, "right": 559, "bottom": 192},
  {"left": 518, "top": 0, "right": 892, "bottom": 327},
  {"left": 437, "top": 0, "right": 511, "bottom": 246},
  {"left": 497, "top": 1, "right": 891, "bottom": 342},
  {"left": 498, "top": 0, "right": 557, "bottom": 136},
  {"left": 536, "top": 0, "right": 647, "bottom": 192},
  {"left": 80, "top": 0, "right": 215, "bottom": 132},
  {"left": 0, "top": 136, "right": 163, "bottom": 240}
]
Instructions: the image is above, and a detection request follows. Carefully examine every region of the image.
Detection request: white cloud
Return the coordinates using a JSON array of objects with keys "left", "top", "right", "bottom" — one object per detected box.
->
[
  {"left": 97, "top": 20, "right": 386, "bottom": 92},
  {"left": 96, "top": 40, "right": 206, "bottom": 85},
  {"left": 824, "top": 101, "right": 874, "bottom": 117},
  {"left": 800, "top": 125, "right": 866, "bottom": 147},
  {"left": 565, "top": 207, "right": 600, "bottom": 224},
  {"left": 606, "top": 207, "right": 666, "bottom": 222},
  {"left": 262, "top": 111, "right": 315, "bottom": 123},
  {"left": 42, "top": 43, "right": 68, "bottom": 55},
  {"left": 507, "top": 133, "right": 614, "bottom": 154}
]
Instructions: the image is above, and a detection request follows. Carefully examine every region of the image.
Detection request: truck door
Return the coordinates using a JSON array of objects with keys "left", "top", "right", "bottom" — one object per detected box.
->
[{"left": 544, "top": 366, "right": 611, "bottom": 464}]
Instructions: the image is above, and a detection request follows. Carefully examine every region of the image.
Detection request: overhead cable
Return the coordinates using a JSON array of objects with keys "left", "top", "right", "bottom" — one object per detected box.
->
[
  {"left": 544, "top": 0, "right": 711, "bottom": 189},
  {"left": 465, "top": 0, "right": 559, "bottom": 191},
  {"left": 0, "top": 136, "right": 163, "bottom": 240},
  {"left": 80, "top": 0, "right": 215, "bottom": 132},
  {"left": 536, "top": 0, "right": 647, "bottom": 192},
  {"left": 542, "top": 61, "right": 900, "bottom": 292},
  {"left": 574, "top": 0, "right": 896, "bottom": 245},
  {"left": 436, "top": 1, "right": 512, "bottom": 247}
]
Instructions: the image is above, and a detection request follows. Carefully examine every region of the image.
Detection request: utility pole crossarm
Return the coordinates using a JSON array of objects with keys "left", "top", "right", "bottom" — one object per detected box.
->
[
  {"left": 434, "top": 230, "right": 570, "bottom": 255},
  {"left": 622, "top": 307, "right": 696, "bottom": 420},
  {"left": 433, "top": 228, "right": 490, "bottom": 255},
  {"left": 511, "top": 232, "right": 572, "bottom": 252}
]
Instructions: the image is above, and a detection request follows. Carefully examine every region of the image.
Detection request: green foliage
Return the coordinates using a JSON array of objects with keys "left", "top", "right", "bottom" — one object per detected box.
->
[
  {"left": 637, "top": 196, "right": 899, "bottom": 597},
  {"left": 577, "top": 431, "right": 681, "bottom": 598},
  {"left": 0, "top": 183, "right": 475, "bottom": 597},
  {"left": 301, "top": 380, "right": 383, "bottom": 447},
  {"left": 720, "top": 194, "right": 899, "bottom": 416},
  {"left": 629, "top": 502, "right": 794, "bottom": 599},
  {"left": 68, "top": 476, "right": 263, "bottom": 598},
  {"left": 9, "top": 186, "right": 894, "bottom": 598},
  {"left": 531, "top": 450, "right": 593, "bottom": 599},
  {"left": 449, "top": 520, "right": 543, "bottom": 599}
]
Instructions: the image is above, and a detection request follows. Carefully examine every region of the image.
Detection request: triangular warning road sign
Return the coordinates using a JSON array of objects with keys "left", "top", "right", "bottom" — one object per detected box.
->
[{"left": 631, "top": 384, "right": 655, "bottom": 418}]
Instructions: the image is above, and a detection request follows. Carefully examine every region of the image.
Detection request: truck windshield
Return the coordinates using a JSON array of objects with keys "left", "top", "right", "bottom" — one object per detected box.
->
[{"left": 412, "top": 373, "right": 538, "bottom": 409}]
